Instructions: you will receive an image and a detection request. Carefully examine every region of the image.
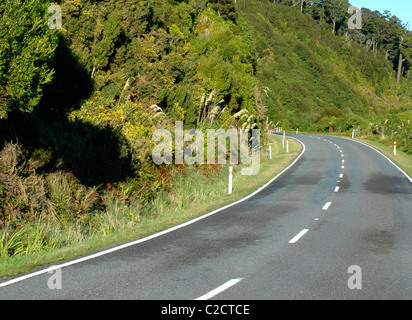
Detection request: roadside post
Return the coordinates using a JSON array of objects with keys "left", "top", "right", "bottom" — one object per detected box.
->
[{"left": 228, "top": 166, "right": 233, "bottom": 194}]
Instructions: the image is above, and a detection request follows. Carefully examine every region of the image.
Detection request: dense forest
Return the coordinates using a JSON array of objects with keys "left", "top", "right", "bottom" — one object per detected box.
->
[
  {"left": 1, "top": 0, "right": 411, "bottom": 139},
  {"left": 0, "top": 0, "right": 411, "bottom": 258}
]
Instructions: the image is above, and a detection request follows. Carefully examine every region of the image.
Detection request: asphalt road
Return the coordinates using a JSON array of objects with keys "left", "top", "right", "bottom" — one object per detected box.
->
[{"left": 1, "top": 134, "right": 411, "bottom": 300}]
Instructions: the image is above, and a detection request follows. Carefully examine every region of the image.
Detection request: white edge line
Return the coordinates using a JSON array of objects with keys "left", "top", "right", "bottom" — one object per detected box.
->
[
  {"left": 337, "top": 136, "right": 412, "bottom": 184},
  {"left": 195, "top": 278, "right": 244, "bottom": 300},
  {"left": 288, "top": 229, "right": 309, "bottom": 244},
  {"left": 0, "top": 136, "right": 307, "bottom": 288}
]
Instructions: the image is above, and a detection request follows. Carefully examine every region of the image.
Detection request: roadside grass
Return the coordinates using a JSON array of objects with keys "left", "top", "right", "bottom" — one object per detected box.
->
[{"left": 0, "top": 134, "right": 302, "bottom": 278}]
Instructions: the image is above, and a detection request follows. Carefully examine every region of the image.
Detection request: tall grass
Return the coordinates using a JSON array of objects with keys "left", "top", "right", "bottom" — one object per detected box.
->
[{"left": 0, "top": 221, "right": 63, "bottom": 258}]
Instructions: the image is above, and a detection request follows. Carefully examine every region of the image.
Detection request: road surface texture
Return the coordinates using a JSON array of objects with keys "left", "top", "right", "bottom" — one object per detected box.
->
[{"left": 1, "top": 134, "right": 411, "bottom": 300}]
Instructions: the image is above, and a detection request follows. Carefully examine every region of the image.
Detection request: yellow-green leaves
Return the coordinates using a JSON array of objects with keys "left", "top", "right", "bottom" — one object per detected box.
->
[{"left": 0, "top": 0, "right": 59, "bottom": 118}]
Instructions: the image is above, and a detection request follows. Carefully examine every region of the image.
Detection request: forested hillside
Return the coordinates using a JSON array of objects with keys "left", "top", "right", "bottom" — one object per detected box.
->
[
  {"left": 2, "top": 0, "right": 412, "bottom": 143},
  {"left": 0, "top": 0, "right": 411, "bottom": 259}
]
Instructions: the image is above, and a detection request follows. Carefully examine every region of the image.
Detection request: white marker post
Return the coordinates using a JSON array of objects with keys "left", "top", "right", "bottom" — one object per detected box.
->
[
  {"left": 269, "top": 145, "right": 272, "bottom": 160},
  {"left": 394, "top": 141, "right": 397, "bottom": 156},
  {"left": 282, "top": 138, "right": 285, "bottom": 149},
  {"left": 296, "top": 128, "right": 299, "bottom": 134},
  {"left": 352, "top": 130, "right": 354, "bottom": 139},
  {"left": 286, "top": 140, "right": 289, "bottom": 153},
  {"left": 283, "top": 130, "right": 285, "bottom": 140},
  {"left": 228, "top": 166, "right": 233, "bottom": 194}
]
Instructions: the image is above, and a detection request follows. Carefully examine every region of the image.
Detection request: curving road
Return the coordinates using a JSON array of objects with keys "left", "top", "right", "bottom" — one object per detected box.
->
[{"left": 1, "top": 134, "right": 412, "bottom": 300}]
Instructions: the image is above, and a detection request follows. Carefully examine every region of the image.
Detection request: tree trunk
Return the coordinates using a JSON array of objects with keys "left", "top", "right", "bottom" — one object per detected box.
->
[
  {"left": 91, "top": 65, "right": 96, "bottom": 78},
  {"left": 397, "top": 52, "right": 404, "bottom": 84}
]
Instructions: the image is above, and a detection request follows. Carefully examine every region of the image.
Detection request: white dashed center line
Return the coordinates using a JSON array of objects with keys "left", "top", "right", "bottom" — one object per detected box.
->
[
  {"left": 322, "top": 202, "right": 332, "bottom": 210},
  {"left": 289, "top": 229, "right": 309, "bottom": 244},
  {"left": 196, "top": 278, "right": 244, "bottom": 300}
]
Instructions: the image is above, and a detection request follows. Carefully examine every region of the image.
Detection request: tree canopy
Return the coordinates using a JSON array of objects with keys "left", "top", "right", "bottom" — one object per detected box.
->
[
  {"left": 1, "top": 0, "right": 411, "bottom": 145},
  {"left": 0, "top": 0, "right": 59, "bottom": 119}
]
